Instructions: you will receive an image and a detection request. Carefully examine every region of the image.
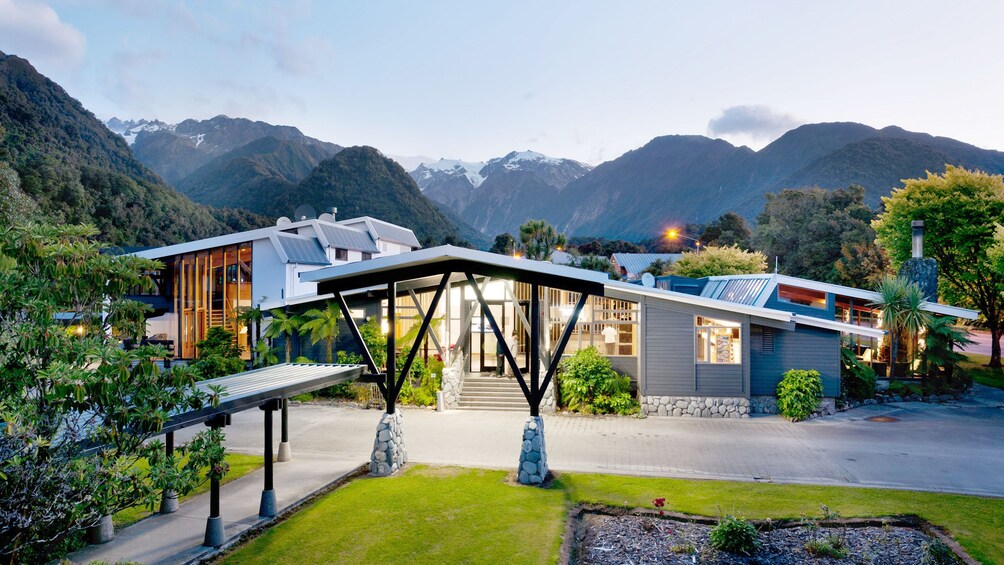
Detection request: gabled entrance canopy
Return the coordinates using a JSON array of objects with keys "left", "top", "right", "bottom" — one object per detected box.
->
[{"left": 300, "top": 246, "right": 610, "bottom": 416}]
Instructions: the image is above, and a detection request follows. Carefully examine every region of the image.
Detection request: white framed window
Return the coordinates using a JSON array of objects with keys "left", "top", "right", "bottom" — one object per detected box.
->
[{"left": 695, "top": 316, "right": 741, "bottom": 364}]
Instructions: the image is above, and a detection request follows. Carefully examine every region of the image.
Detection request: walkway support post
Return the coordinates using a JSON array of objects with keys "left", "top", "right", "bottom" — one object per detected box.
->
[
  {"left": 370, "top": 282, "right": 407, "bottom": 476},
  {"left": 203, "top": 413, "right": 229, "bottom": 547},
  {"left": 277, "top": 397, "right": 291, "bottom": 462},
  {"left": 259, "top": 399, "right": 280, "bottom": 518},
  {"left": 159, "top": 431, "right": 179, "bottom": 514}
]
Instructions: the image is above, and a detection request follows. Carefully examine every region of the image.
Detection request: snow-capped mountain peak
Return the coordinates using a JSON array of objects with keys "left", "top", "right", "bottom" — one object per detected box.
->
[
  {"left": 411, "top": 158, "right": 486, "bottom": 188},
  {"left": 105, "top": 117, "right": 173, "bottom": 145}
]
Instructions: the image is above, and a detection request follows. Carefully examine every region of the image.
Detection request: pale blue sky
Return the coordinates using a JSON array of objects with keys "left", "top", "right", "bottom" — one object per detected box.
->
[{"left": 3, "top": 0, "right": 1004, "bottom": 164}]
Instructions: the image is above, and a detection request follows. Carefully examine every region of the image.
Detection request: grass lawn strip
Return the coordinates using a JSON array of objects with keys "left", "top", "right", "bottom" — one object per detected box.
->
[
  {"left": 961, "top": 353, "right": 1004, "bottom": 389},
  {"left": 218, "top": 465, "right": 1003, "bottom": 565},
  {"left": 114, "top": 452, "right": 262, "bottom": 529}
]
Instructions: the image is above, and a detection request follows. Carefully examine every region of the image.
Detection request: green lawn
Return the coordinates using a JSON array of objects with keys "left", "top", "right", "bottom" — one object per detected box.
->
[
  {"left": 961, "top": 353, "right": 1004, "bottom": 389},
  {"left": 114, "top": 452, "right": 262, "bottom": 528},
  {"left": 220, "top": 465, "right": 1004, "bottom": 565}
]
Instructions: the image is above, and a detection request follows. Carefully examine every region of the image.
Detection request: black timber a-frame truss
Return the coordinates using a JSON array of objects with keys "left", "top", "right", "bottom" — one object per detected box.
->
[{"left": 319, "top": 256, "right": 606, "bottom": 416}]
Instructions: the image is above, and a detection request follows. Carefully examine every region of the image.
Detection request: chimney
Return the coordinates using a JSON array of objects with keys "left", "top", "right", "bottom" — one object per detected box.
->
[
  {"left": 330, "top": 207, "right": 337, "bottom": 221},
  {"left": 900, "top": 218, "right": 938, "bottom": 301},
  {"left": 912, "top": 220, "right": 924, "bottom": 258}
]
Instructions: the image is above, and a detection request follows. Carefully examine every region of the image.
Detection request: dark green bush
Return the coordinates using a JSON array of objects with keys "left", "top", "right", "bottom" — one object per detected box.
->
[
  {"left": 709, "top": 515, "right": 760, "bottom": 556},
  {"left": 558, "top": 346, "right": 639, "bottom": 415},
  {"left": 192, "top": 326, "right": 245, "bottom": 380},
  {"left": 776, "top": 369, "right": 823, "bottom": 421},
  {"left": 840, "top": 347, "right": 876, "bottom": 401},
  {"left": 923, "top": 539, "right": 960, "bottom": 564}
]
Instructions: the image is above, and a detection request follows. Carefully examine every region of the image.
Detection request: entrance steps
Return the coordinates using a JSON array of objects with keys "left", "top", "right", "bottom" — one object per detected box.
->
[{"left": 457, "top": 373, "right": 527, "bottom": 411}]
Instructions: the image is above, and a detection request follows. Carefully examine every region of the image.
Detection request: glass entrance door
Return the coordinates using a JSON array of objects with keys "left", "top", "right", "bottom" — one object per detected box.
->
[{"left": 467, "top": 301, "right": 530, "bottom": 374}]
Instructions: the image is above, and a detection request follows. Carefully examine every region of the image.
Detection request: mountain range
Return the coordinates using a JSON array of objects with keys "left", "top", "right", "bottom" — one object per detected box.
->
[
  {"left": 408, "top": 124, "right": 1004, "bottom": 240},
  {"left": 0, "top": 51, "right": 268, "bottom": 246}
]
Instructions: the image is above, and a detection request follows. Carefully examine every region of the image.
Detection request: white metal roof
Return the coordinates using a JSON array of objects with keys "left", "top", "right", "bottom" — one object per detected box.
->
[
  {"left": 337, "top": 216, "right": 421, "bottom": 248},
  {"left": 705, "top": 273, "right": 979, "bottom": 320},
  {"left": 299, "top": 245, "right": 611, "bottom": 286}
]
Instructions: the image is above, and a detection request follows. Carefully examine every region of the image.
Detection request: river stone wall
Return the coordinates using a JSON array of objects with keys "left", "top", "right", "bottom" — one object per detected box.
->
[
  {"left": 518, "top": 416, "right": 548, "bottom": 485},
  {"left": 641, "top": 396, "right": 750, "bottom": 418},
  {"left": 750, "top": 395, "right": 837, "bottom": 418},
  {"left": 370, "top": 411, "right": 406, "bottom": 476},
  {"left": 440, "top": 354, "right": 466, "bottom": 410}
]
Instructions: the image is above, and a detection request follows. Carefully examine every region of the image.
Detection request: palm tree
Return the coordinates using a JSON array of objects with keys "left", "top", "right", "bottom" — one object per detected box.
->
[
  {"left": 870, "top": 277, "right": 907, "bottom": 377},
  {"left": 299, "top": 301, "right": 340, "bottom": 363},
  {"left": 870, "top": 277, "right": 931, "bottom": 377},
  {"left": 899, "top": 283, "right": 932, "bottom": 371},
  {"left": 264, "top": 309, "right": 301, "bottom": 363}
]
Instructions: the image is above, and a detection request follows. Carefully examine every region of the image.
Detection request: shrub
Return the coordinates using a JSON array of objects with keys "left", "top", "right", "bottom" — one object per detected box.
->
[
  {"left": 923, "top": 539, "right": 961, "bottom": 564},
  {"left": 557, "top": 347, "right": 639, "bottom": 415},
  {"left": 888, "top": 380, "right": 922, "bottom": 397},
  {"left": 804, "top": 534, "right": 847, "bottom": 558},
  {"left": 709, "top": 515, "right": 760, "bottom": 556},
  {"left": 192, "top": 326, "right": 245, "bottom": 380},
  {"left": 840, "top": 347, "right": 876, "bottom": 401},
  {"left": 776, "top": 369, "right": 823, "bottom": 421}
]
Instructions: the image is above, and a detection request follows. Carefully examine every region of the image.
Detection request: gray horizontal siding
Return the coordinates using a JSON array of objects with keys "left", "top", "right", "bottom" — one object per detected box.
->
[
  {"left": 750, "top": 325, "right": 840, "bottom": 396},
  {"left": 608, "top": 356, "right": 639, "bottom": 381},
  {"left": 643, "top": 304, "right": 695, "bottom": 396},
  {"left": 696, "top": 364, "right": 743, "bottom": 395}
]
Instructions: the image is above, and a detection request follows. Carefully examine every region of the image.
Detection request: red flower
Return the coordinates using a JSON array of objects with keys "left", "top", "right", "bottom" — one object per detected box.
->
[{"left": 653, "top": 497, "right": 666, "bottom": 508}]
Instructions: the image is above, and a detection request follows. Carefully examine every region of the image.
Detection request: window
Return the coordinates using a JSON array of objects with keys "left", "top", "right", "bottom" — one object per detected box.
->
[
  {"left": 695, "top": 316, "right": 741, "bottom": 364},
  {"left": 334, "top": 248, "right": 348, "bottom": 261},
  {"left": 362, "top": 252, "right": 373, "bottom": 261},
  {"left": 777, "top": 284, "right": 826, "bottom": 309}
]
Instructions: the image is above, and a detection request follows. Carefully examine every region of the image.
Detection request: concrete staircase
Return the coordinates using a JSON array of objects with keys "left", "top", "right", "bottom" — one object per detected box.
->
[{"left": 457, "top": 373, "right": 527, "bottom": 411}]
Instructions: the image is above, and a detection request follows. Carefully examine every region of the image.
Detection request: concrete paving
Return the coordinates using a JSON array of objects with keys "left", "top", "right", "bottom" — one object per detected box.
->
[{"left": 72, "top": 385, "right": 1004, "bottom": 563}]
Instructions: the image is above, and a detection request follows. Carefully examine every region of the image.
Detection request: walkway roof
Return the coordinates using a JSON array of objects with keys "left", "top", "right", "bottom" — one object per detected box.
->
[
  {"left": 301, "top": 245, "right": 610, "bottom": 295},
  {"left": 163, "top": 363, "right": 364, "bottom": 434}
]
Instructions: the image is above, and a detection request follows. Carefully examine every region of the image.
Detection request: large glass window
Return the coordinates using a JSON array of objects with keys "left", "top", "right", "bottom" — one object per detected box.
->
[
  {"left": 695, "top": 316, "right": 741, "bottom": 364},
  {"left": 778, "top": 284, "right": 827, "bottom": 309}
]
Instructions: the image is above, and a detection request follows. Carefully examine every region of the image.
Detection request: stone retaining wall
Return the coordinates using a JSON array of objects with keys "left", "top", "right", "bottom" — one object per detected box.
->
[
  {"left": 440, "top": 355, "right": 466, "bottom": 410},
  {"left": 370, "top": 411, "right": 406, "bottom": 476},
  {"left": 640, "top": 396, "right": 750, "bottom": 418},
  {"left": 750, "top": 395, "right": 837, "bottom": 418}
]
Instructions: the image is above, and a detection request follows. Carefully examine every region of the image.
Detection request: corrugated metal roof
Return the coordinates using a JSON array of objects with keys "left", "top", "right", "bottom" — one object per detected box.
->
[
  {"left": 610, "top": 253, "right": 682, "bottom": 278},
  {"left": 274, "top": 232, "right": 330, "bottom": 265},
  {"left": 317, "top": 222, "right": 380, "bottom": 253},
  {"left": 338, "top": 216, "right": 421, "bottom": 248},
  {"left": 701, "top": 277, "right": 773, "bottom": 306},
  {"left": 164, "top": 363, "right": 364, "bottom": 433}
]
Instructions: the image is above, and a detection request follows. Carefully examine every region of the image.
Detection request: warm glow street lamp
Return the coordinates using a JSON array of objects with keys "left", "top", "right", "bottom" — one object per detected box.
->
[{"left": 665, "top": 229, "right": 701, "bottom": 252}]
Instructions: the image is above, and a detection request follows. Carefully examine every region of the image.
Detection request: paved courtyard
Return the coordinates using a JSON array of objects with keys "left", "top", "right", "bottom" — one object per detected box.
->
[{"left": 181, "top": 384, "right": 1004, "bottom": 497}]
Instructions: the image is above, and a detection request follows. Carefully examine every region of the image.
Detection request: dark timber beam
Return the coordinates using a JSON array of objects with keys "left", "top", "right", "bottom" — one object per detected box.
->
[
  {"left": 465, "top": 272, "right": 531, "bottom": 402},
  {"left": 258, "top": 399, "right": 280, "bottom": 518},
  {"left": 536, "top": 292, "right": 588, "bottom": 407},
  {"left": 386, "top": 282, "right": 397, "bottom": 414},
  {"left": 530, "top": 284, "right": 541, "bottom": 416},
  {"left": 395, "top": 274, "right": 450, "bottom": 396},
  {"left": 333, "top": 292, "right": 379, "bottom": 375}
]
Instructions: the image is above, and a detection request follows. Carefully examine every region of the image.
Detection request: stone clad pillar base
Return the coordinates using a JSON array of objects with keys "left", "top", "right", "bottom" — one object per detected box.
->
[
  {"left": 370, "top": 411, "right": 407, "bottom": 476},
  {"left": 517, "top": 416, "right": 548, "bottom": 485}
]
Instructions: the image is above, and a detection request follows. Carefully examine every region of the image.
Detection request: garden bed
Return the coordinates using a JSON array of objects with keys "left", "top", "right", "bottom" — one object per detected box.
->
[{"left": 566, "top": 506, "right": 974, "bottom": 565}]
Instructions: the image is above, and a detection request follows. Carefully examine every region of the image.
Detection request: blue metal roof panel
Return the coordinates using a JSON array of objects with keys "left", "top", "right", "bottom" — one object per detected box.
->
[
  {"left": 275, "top": 233, "right": 330, "bottom": 265},
  {"left": 317, "top": 223, "right": 380, "bottom": 253}
]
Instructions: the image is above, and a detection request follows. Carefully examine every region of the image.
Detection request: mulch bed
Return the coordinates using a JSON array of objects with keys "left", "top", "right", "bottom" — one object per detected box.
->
[{"left": 563, "top": 505, "right": 974, "bottom": 564}]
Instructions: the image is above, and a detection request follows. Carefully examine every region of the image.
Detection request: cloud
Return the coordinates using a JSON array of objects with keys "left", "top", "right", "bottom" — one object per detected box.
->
[
  {"left": 707, "top": 105, "right": 802, "bottom": 142},
  {"left": 0, "top": 0, "right": 86, "bottom": 67},
  {"left": 242, "top": 31, "right": 333, "bottom": 77}
]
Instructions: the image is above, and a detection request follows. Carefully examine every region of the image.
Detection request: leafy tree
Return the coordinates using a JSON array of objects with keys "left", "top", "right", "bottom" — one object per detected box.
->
[
  {"left": 700, "top": 212, "right": 752, "bottom": 249},
  {"left": 192, "top": 326, "right": 245, "bottom": 380},
  {"left": 753, "top": 185, "right": 887, "bottom": 286},
  {"left": 107, "top": 298, "right": 153, "bottom": 342},
  {"left": 641, "top": 258, "right": 673, "bottom": 276},
  {"left": 489, "top": 233, "right": 516, "bottom": 255},
  {"left": 299, "top": 301, "right": 341, "bottom": 363},
  {"left": 264, "top": 309, "right": 302, "bottom": 364},
  {"left": 518, "top": 219, "right": 566, "bottom": 261},
  {"left": 873, "top": 166, "right": 1004, "bottom": 366},
  {"left": 576, "top": 255, "right": 617, "bottom": 278},
  {"left": 0, "top": 161, "right": 37, "bottom": 225},
  {"left": 236, "top": 304, "right": 264, "bottom": 365},
  {"left": 669, "top": 245, "right": 767, "bottom": 278},
  {"left": 360, "top": 317, "right": 388, "bottom": 369},
  {"left": 0, "top": 222, "right": 222, "bottom": 563},
  {"left": 921, "top": 316, "right": 974, "bottom": 392}
]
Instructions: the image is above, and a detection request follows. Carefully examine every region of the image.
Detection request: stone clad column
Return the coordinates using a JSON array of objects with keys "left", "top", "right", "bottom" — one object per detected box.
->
[
  {"left": 370, "top": 411, "right": 407, "bottom": 476},
  {"left": 517, "top": 416, "right": 548, "bottom": 485}
]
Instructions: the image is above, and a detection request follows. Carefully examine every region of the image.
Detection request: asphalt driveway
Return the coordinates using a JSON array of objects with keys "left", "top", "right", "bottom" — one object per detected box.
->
[{"left": 179, "top": 385, "right": 1004, "bottom": 497}]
